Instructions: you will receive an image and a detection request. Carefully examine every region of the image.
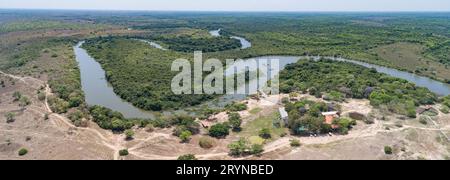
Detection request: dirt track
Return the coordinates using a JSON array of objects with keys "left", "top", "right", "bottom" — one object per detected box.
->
[{"left": 1, "top": 71, "right": 449, "bottom": 160}]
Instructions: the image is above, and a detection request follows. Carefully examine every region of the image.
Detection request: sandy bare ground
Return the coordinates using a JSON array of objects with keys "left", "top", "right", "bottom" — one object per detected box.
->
[
  {"left": 0, "top": 71, "right": 233, "bottom": 160},
  {"left": 1, "top": 71, "right": 449, "bottom": 160}
]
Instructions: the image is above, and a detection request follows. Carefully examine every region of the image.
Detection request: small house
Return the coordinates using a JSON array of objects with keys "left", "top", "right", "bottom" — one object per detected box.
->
[{"left": 322, "top": 111, "right": 339, "bottom": 125}]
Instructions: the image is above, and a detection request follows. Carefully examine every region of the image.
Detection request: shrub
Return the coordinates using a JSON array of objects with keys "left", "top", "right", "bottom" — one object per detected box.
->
[
  {"left": 68, "top": 110, "right": 84, "bottom": 124},
  {"left": 228, "top": 138, "right": 249, "bottom": 156},
  {"left": 37, "top": 92, "right": 46, "bottom": 101},
  {"left": 209, "top": 123, "right": 230, "bottom": 138},
  {"left": 440, "top": 106, "right": 450, "bottom": 114},
  {"left": 68, "top": 93, "right": 83, "bottom": 108},
  {"left": 225, "top": 102, "right": 248, "bottom": 112},
  {"left": 179, "top": 130, "right": 192, "bottom": 143},
  {"left": 228, "top": 112, "right": 242, "bottom": 131},
  {"left": 419, "top": 116, "right": 428, "bottom": 125},
  {"left": 281, "top": 97, "right": 290, "bottom": 104},
  {"left": 170, "top": 116, "right": 200, "bottom": 135},
  {"left": 119, "top": 149, "right": 129, "bottom": 156},
  {"left": 443, "top": 96, "right": 450, "bottom": 107},
  {"left": 259, "top": 128, "right": 271, "bottom": 139},
  {"left": 18, "top": 96, "right": 31, "bottom": 107},
  {"left": 384, "top": 146, "right": 393, "bottom": 155},
  {"left": 251, "top": 144, "right": 264, "bottom": 155},
  {"left": 334, "top": 118, "right": 356, "bottom": 135},
  {"left": 152, "top": 118, "right": 170, "bottom": 128},
  {"left": 12, "top": 91, "right": 22, "bottom": 101},
  {"left": 18, "top": 148, "right": 28, "bottom": 156},
  {"left": 199, "top": 137, "right": 215, "bottom": 149},
  {"left": 125, "top": 130, "right": 135, "bottom": 140},
  {"left": 48, "top": 96, "right": 69, "bottom": 113},
  {"left": 290, "top": 139, "right": 301, "bottom": 147},
  {"left": 177, "top": 154, "right": 197, "bottom": 160},
  {"left": 5, "top": 112, "right": 15, "bottom": 123},
  {"left": 407, "top": 108, "right": 417, "bottom": 118},
  {"left": 89, "top": 105, "right": 131, "bottom": 131}
]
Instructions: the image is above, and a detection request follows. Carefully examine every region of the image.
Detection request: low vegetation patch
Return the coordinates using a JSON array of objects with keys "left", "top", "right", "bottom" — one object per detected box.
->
[
  {"left": 384, "top": 146, "right": 393, "bottom": 155},
  {"left": 18, "top": 148, "right": 28, "bottom": 156},
  {"left": 199, "top": 137, "right": 215, "bottom": 149},
  {"left": 290, "top": 139, "right": 301, "bottom": 147},
  {"left": 119, "top": 149, "right": 129, "bottom": 156},
  {"left": 228, "top": 138, "right": 265, "bottom": 157},
  {"left": 177, "top": 154, "right": 197, "bottom": 160},
  {"left": 225, "top": 102, "right": 248, "bottom": 112}
]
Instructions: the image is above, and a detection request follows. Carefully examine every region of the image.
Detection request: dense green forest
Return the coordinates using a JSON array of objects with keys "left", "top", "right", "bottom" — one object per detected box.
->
[
  {"left": 80, "top": 12, "right": 450, "bottom": 111},
  {"left": 78, "top": 12, "right": 450, "bottom": 82},
  {"left": 279, "top": 59, "right": 437, "bottom": 117},
  {"left": 153, "top": 36, "right": 241, "bottom": 52},
  {"left": 82, "top": 37, "right": 215, "bottom": 111}
]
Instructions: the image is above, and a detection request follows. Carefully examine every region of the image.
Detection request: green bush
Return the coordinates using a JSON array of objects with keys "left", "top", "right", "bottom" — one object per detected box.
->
[
  {"left": 18, "top": 96, "right": 31, "bottom": 107},
  {"left": 68, "top": 110, "right": 84, "bottom": 122},
  {"left": 228, "top": 112, "right": 242, "bottom": 131},
  {"left": 407, "top": 108, "right": 417, "bottom": 118},
  {"left": 419, "top": 116, "right": 428, "bottom": 125},
  {"left": 5, "top": 112, "right": 15, "bottom": 123},
  {"left": 48, "top": 96, "right": 69, "bottom": 113},
  {"left": 440, "top": 106, "right": 450, "bottom": 114},
  {"left": 179, "top": 130, "right": 192, "bottom": 143},
  {"left": 384, "top": 146, "right": 393, "bottom": 155},
  {"left": 12, "top": 91, "right": 22, "bottom": 101},
  {"left": 18, "top": 148, "right": 28, "bottom": 156},
  {"left": 228, "top": 138, "right": 249, "bottom": 156},
  {"left": 89, "top": 105, "right": 132, "bottom": 131},
  {"left": 290, "top": 139, "right": 301, "bottom": 147},
  {"left": 259, "top": 128, "right": 271, "bottom": 139},
  {"left": 125, "top": 129, "right": 135, "bottom": 140},
  {"left": 68, "top": 93, "right": 83, "bottom": 108},
  {"left": 443, "top": 96, "right": 450, "bottom": 108},
  {"left": 209, "top": 123, "right": 230, "bottom": 138},
  {"left": 177, "top": 154, "right": 197, "bottom": 160},
  {"left": 225, "top": 102, "right": 248, "bottom": 112},
  {"left": 119, "top": 149, "right": 129, "bottom": 156},
  {"left": 251, "top": 144, "right": 264, "bottom": 155}
]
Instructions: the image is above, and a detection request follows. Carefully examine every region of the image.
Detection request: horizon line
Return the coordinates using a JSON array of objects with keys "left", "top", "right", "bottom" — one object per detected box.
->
[{"left": 1, "top": 8, "right": 450, "bottom": 13}]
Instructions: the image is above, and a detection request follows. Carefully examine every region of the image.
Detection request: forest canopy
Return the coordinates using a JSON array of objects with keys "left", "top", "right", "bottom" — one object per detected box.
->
[{"left": 279, "top": 59, "right": 437, "bottom": 116}]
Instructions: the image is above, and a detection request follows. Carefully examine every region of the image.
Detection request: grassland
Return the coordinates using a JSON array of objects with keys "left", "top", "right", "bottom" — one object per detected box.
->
[{"left": 374, "top": 42, "right": 450, "bottom": 82}]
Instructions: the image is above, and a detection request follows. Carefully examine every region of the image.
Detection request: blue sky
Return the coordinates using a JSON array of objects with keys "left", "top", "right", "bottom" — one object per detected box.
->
[{"left": 1, "top": 0, "right": 449, "bottom": 11}]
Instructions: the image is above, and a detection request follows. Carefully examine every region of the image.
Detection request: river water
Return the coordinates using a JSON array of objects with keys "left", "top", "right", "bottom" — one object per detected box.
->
[
  {"left": 74, "top": 42, "right": 155, "bottom": 119},
  {"left": 74, "top": 39, "right": 450, "bottom": 118},
  {"left": 209, "top": 29, "right": 252, "bottom": 49}
]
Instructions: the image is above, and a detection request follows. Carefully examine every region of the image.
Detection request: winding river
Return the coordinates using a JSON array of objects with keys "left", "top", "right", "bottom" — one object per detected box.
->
[
  {"left": 74, "top": 42, "right": 155, "bottom": 119},
  {"left": 74, "top": 36, "right": 450, "bottom": 118},
  {"left": 135, "top": 39, "right": 167, "bottom": 50},
  {"left": 209, "top": 29, "right": 252, "bottom": 49}
]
